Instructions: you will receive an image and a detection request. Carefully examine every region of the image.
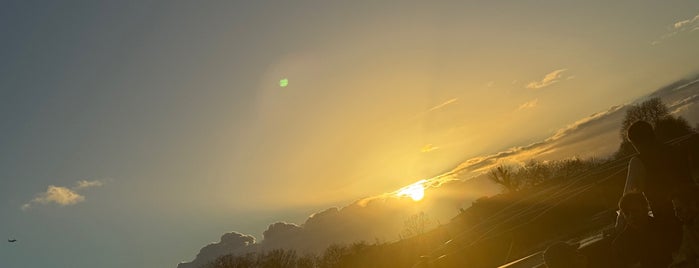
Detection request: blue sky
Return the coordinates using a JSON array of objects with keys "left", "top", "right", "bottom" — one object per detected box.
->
[{"left": 1, "top": 1, "right": 699, "bottom": 267}]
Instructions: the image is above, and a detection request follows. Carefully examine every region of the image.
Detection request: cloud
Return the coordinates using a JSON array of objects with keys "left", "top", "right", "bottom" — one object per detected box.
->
[
  {"left": 421, "top": 144, "right": 439, "bottom": 153},
  {"left": 23, "top": 186, "right": 84, "bottom": 210},
  {"left": 74, "top": 180, "right": 104, "bottom": 190},
  {"left": 178, "top": 232, "right": 256, "bottom": 268},
  {"left": 526, "top": 69, "right": 568, "bottom": 89},
  {"left": 653, "top": 13, "right": 699, "bottom": 45},
  {"left": 180, "top": 201, "right": 420, "bottom": 267},
  {"left": 518, "top": 99, "right": 539, "bottom": 110},
  {"left": 409, "top": 98, "right": 459, "bottom": 121},
  {"left": 22, "top": 180, "right": 105, "bottom": 210},
  {"left": 428, "top": 98, "right": 458, "bottom": 112},
  {"left": 673, "top": 14, "right": 699, "bottom": 29},
  {"left": 669, "top": 94, "right": 699, "bottom": 115}
]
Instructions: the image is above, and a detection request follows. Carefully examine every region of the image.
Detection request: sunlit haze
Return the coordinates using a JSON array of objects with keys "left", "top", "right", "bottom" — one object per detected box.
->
[
  {"left": 1, "top": 1, "right": 699, "bottom": 268},
  {"left": 396, "top": 179, "right": 427, "bottom": 201}
]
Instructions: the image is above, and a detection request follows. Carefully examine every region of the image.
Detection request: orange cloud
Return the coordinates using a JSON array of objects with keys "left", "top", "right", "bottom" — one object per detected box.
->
[
  {"left": 518, "top": 99, "right": 539, "bottom": 110},
  {"left": 421, "top": 144, "right": 440, "bottom": 153},
  {"left": 526, "top": 69, "right": 568, "bottom": 89}
]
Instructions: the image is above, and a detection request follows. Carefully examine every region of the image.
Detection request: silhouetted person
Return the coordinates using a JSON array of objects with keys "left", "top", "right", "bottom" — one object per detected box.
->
[
  {"left": 616, "top": 121, "right": 693, "bottom": 250},
  {"left": 613, "top": 192, "right": 673, "bottom": 268},
  {"left": 670, "top": 186, "right": 699, "bottom": 267},
  {"left": 543, "top": 241, "right": 587, "bottom": 268}
]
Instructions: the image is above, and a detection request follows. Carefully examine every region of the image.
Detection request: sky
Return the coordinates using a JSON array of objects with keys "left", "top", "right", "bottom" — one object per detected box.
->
[{"left": 1, "top": 1, "right": 699, "bottom": 268}]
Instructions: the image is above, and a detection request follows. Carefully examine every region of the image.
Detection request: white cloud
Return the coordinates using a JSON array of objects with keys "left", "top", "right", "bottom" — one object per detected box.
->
[
  {"left": 674, "top": 14, "right": 699, "bottom": 29},
  {"left": 526, "top": 69, "right": 568, "bottom": 89},
  {"left": 21, "top": 180, "right": 105, "bottom": 210},
  {"left": 653, "top": 13, "right": 699, "bottom": 45},
  {"left": 518, "top": 99, "right": 539, "bottom": 110},
  {"left": 22, "top": 186, "right": 85, "bottom": 210}
]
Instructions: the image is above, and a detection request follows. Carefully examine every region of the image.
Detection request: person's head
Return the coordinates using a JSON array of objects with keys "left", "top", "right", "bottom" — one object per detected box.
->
[
  {"left": 619, "top": 192, "right": 650, "bottom": 230},
  {"left": 543, "top": 242, "right": 586, "bottom": 268},
  {"left": 627, "top": 121, "right": 657, "bottom": 154},
  {"left": 672, "top": 186, "right": 699, "bottom": 224}
]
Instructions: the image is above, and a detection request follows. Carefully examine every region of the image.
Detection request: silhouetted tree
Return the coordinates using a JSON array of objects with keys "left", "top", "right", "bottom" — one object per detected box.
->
[
  {"left": 515, "top": 160, "right": 551, "bottom": 187},
  {"left": 260, "top": 249, "right": 298, "bottom": 268},
  {"left": 319, "top": 244, "right": 347, "bottom": 268},
  {"left": 208, "top": 252, "right": 258, "bottom": 268},
  {"left": 489, "top": 165, "right": 520, "bottom": 192},
  {"left": 296, "top": 253, "right": 318, "bottom": 268},
  {"left": 655, "top": 116, "right": 694, "bottom": 141},
  {"left": 401, "top": 212, "right": 433, "bottom": 238},
  {"left": 551, "top": 158, "right": 590, "bottom": 180},
  {"left": 619, "top": 98, "right": 669, "bottom": 141},
  {"left": 615, "top": 98, "right": 694, "bottom": 158}
]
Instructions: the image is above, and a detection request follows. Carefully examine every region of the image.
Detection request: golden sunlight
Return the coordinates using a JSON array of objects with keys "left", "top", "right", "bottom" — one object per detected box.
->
[{"left": 396, "top": 180, "right": 426, "bottom": 201}]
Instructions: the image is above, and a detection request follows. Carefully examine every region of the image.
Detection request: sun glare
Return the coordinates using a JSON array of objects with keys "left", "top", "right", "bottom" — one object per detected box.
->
[{"left": 397, "top": 180, "right": 426, "bottom": 201}]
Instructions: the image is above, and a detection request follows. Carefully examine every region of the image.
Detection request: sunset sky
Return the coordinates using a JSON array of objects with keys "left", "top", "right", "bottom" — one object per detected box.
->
[{"left": 2, "top": 1, "right": 699, "bottom": 267}]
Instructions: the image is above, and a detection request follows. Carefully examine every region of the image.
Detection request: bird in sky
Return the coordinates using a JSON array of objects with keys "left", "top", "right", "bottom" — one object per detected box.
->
[{"left": 8, "top": 239, "right": 17, "bottom": 243}]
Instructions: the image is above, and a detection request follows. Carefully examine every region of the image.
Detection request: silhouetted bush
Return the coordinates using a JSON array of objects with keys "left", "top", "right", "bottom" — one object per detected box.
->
[{"left": 615, "top": 97, "right": 694, "bottom": 158}]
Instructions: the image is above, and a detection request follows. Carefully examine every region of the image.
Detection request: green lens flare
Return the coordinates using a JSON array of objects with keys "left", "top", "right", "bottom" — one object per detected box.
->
[{"left": 279, "top": 78, "right": 288, "bottom": 87}]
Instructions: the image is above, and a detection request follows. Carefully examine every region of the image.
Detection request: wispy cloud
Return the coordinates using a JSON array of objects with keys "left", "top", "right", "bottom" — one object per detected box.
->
[
  {"left": 428, "top": 98, "right": 458, "bottom": 112},
  {"left": 74, "top": 180, "right": 104, "bottom": 190},
  {"left": 674, "top": 14, "right": 699, "bottom": 29},
  {"left": 518, "top": 99, "right": 539, "bottom": 110},
  {"left": 669, "top": 94, "right": 699, "bottom": 115},
  {"left": 652, "top": 13, "right": 699, "bottom": 45},
  {"left": 526, "top": 69, "right": 568, "bottom": 89},
  {"left": 421, "top": 144, "right": 440, "bottom": 153},
  {"left": 22, "top": 180, "right": 105, "bottom": 210}
]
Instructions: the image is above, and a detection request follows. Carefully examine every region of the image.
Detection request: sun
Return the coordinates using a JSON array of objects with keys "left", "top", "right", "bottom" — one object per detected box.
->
[{"left": 397, "top": 180, "right": 426, "bottom": 201}]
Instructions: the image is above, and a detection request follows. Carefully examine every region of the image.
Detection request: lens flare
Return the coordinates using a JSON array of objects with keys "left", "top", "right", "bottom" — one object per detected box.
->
[{"left": 396, "top": 180, "right": 426, "bottom": 201}]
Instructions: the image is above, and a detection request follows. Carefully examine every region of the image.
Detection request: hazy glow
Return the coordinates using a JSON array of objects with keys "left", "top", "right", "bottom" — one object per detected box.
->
[{"left": 396, "top": 180, "right": 426, "bottom": 201}]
